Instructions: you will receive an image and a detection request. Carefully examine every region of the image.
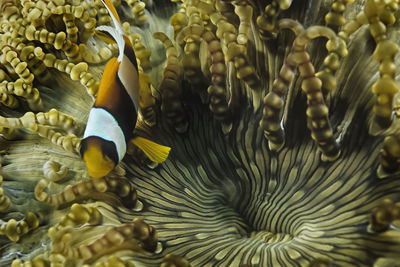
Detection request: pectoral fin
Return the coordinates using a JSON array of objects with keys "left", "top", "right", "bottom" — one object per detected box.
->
[
  {"left": 132, "top": 137, "right": 171, "bottom": 163},
  {"left": 95, "top": 29, "right": 116, "bottom": 44}
]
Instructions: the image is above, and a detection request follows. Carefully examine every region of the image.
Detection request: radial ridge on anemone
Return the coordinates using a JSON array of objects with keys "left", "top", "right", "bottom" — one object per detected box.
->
[{"left": 0, "top": 0, "right": 400, "bottom": 266}]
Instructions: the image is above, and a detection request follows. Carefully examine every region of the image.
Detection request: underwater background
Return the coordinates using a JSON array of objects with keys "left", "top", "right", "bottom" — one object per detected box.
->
[{"left": 1, "top": 0, "right": 400, "bottom": 266}]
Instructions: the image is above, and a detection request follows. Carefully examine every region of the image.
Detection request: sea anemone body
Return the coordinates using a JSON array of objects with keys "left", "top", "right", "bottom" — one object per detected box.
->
[{"left": 0, "top": 0, "right": 400, "bottom": 266}]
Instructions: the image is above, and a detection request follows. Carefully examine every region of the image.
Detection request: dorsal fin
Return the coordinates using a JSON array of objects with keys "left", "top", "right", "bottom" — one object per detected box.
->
[{"left": 101, "top": 0, "right": 121, "bottom": 25}]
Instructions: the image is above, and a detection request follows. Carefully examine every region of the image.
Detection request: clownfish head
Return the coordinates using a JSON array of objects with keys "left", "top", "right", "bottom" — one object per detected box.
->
[{"left": 80, "top": 136, "right": 118, "bottom": 178}]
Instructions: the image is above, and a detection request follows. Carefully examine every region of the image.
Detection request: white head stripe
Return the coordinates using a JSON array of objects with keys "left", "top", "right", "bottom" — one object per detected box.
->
[{"left": 83, "top": 107, "right": 126, "bottom": 162}]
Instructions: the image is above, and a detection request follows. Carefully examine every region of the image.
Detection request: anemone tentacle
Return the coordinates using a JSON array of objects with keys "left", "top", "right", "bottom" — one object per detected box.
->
[{"left": 0, "top": 0, "right": 400, "bottom": 266}]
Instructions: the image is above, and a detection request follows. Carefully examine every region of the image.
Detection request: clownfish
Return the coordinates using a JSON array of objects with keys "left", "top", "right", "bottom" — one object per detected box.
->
[{"left": 80, "top": 0, "right": 171, "bottom": 178}]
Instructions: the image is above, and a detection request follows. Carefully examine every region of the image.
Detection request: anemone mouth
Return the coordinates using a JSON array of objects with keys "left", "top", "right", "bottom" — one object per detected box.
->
[
  {"left": 1, "top": 0, "right": 400, "bottom": 266},
  {"left": 120, "top": 94, "right": 400, "bottom": 266}
]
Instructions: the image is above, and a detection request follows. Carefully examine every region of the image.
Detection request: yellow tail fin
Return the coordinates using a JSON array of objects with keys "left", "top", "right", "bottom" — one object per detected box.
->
[{"left": 132, "top": 137, "right": 171, "bottom": 163}]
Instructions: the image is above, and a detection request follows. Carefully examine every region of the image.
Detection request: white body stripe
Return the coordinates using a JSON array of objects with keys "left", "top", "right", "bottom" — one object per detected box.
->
[
  {"left": 118, "top": 54, "right": 139, "bottom": 110},
  {"left": 83, "top": 107, "right": 126, "bottom": 161}
]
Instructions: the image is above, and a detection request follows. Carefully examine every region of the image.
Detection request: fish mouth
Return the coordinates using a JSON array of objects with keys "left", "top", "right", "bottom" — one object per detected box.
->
[{"left": 86, "top": 166, "right": 112, "bottom": 178}]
